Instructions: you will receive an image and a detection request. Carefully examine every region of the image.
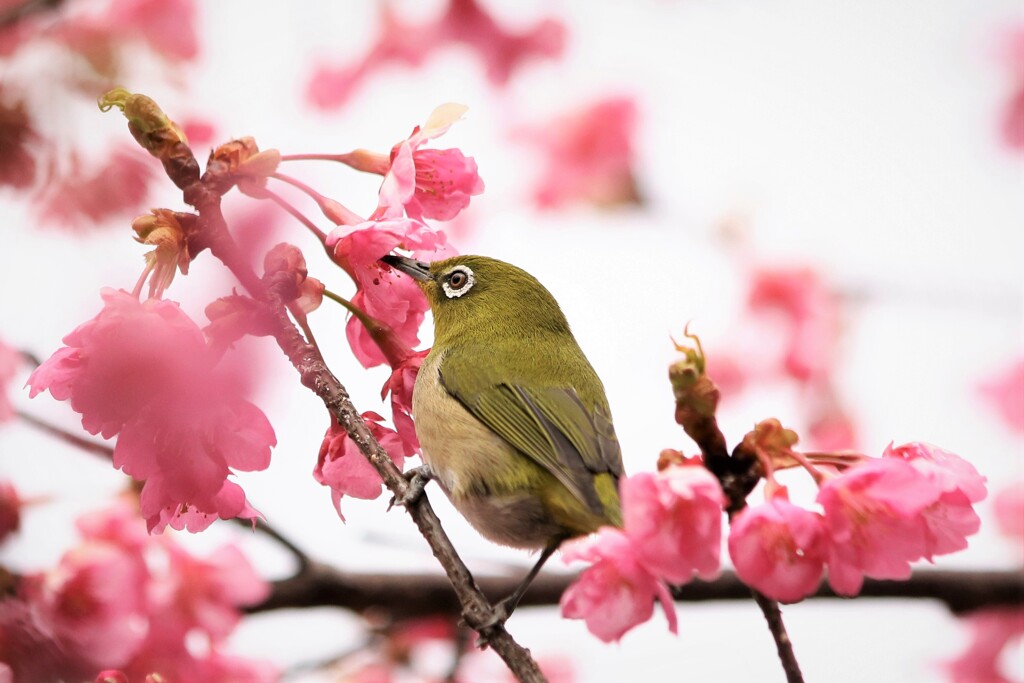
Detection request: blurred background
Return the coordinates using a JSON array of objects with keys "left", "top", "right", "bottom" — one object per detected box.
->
[{"left": 0, "top": 0, "right": 1021, "bottom": 680}]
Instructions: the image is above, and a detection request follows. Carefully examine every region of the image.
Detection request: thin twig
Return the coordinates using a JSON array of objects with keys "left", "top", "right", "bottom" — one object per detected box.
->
[{"left": 750, "top": 590, "right": 803, "bottom": 683}]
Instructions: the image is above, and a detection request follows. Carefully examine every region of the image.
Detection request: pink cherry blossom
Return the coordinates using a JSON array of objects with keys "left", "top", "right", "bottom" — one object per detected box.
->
[
  {"left": 943, "top": 608, "right": 1024, "bottom": 683},
  {"left": 37, "top": 148, "right": 153, "bottom": 230},
  {"left": 108, "top": 0, "right": 199, "bottom": 62},
  {"left": 747, "top": 266, "right": 839, "bottom": 383},
  {"left": 621, "top": 465, "right": 724, "bottom": 584},
  {"left": 28, "top": 289, "right": 275, "bottom": 533},
  {"left": 817, "top": 457, "right": 944, "bottom": 595},
  {"left": 373, "top": 104, "right": 485, "bottom": 222},
  {"left": 347, "top": 272, "right": 431, "bottom": 369},
  {"left": 314, "top": 412, "right": 410, "bottom": 519},
  {"left": 994, "top": 483, "right": 1024, "bottom": 544},
  {"left": 560, "top": 527, "right": 677, "bottom": 643},
  {"left": 978, "top": 358, "right": 1024, "bottom": 434},
  {"left": 25, "top": 542, "right": 149, "bottom": 668},
  {"left": 998, "top": 25, "right": 1024, "bottom": 152},
  {"left": 382, "top": 349, "right": 429, "bottom": 453},
  {"left": 883, "top": 442, "right": 986, "bottom": 557},
  {"left": 728, "top": 498, "right": 827, "bottom": 603},
  {"left": 0, "top": 481, "right": 22, "bottom": 544},
  {"left": 305, "top": 1, "right": 564, "bottom": 109},
  {"left": 0, "top": 337, "right": 18, "bottom": 423},
  {"left": 522, "top": 96, "right": 641, "bottom": 209}
]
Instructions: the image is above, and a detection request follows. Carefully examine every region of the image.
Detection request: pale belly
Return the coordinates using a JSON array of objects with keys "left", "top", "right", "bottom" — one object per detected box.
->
[{"left": 412, "top": 352, "right": 564, "bottom": 549}]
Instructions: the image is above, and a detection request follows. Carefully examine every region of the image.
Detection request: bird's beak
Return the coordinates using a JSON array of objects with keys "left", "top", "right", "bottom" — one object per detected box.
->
[{"left": 380, "top": 254, "right": 432, "bottom": 282}]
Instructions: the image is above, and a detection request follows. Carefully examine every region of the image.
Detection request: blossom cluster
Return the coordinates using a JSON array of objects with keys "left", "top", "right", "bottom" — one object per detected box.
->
[
  {"left": 730, "top": 441, "right": 987, "bottom": 601},
  {"left": 2, "top": 501, "right": 274, "bottom": 682},
  {"left": 560, "top": 462, "right": 724, "bottom": 642},
  {"left": 28, "top": 289, "right": 275, "bottom": 533}
]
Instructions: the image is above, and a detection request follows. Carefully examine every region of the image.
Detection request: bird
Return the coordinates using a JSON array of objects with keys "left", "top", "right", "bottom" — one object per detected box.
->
[{"left": 380, "top": 253, "right": 624, "bottom": 624}]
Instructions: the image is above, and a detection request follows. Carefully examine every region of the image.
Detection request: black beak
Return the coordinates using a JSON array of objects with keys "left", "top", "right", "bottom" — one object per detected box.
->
[{"left": 380, "top": 254, "right": 432, "bottom": 282}]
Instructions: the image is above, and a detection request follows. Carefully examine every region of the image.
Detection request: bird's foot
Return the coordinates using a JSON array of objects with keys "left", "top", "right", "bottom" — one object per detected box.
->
[
  {"left": 467, "top": 595, "right": 517, "bottom": 639},
  {"left": 388, "top": 464, "right": 434, "bottom": 510}
]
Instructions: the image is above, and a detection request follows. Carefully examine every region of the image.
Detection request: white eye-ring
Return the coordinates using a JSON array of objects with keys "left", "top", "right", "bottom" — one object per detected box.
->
[{"left": 441, "top": 266, "right": 475, "bottom": 298}]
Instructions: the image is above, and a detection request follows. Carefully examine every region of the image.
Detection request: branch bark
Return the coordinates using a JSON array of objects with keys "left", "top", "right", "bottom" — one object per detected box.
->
[
  {"left": 167, "top": 140, "right": 546, "bottom": 681},
  {"left": 247, "top": 564, "right": 1024, "bottom": 618}
]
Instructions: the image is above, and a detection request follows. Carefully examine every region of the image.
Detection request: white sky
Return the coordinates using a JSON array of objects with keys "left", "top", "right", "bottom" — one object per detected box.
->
[{"left": 1, "top": 0, "right": 1022, "bottom": 681}]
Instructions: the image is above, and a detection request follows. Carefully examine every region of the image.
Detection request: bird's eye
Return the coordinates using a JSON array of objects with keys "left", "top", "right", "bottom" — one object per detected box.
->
[{"left": 441, "top": 266, "right": 475, "bottom": 298}]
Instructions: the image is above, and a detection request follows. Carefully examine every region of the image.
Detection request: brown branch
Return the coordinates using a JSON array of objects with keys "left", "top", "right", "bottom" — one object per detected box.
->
[
  {"left": 247, "top": 565, "right": 1024, "bottom": 619},
  {"left": 162, "top": 131, "right": 546, "bottom": 681},
  {"left": 750, "top": 590, "right": 803, "bottom": 683}
]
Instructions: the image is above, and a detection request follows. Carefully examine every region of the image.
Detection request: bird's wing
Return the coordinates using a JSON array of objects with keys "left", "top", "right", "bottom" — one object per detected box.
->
[{"left": 439, "top": 352, "right": 621, "bottom": 515}]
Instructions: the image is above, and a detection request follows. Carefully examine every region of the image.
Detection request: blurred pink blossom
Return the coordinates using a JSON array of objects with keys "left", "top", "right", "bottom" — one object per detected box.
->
[
  {"left": 27, "top": 289, "right": 275, "bottom": 533},
  {"left": 0, "top": 338, "right": 19, "bottom": 423},
  {"left": 522, "top": 96, "right": 641, "bottom": 209},
  {"left": 108, "top": 0, "right": 199, "bottom": 62},
  {"left": 24, "top": 543, "right": 149, "bottom": 669},
  {"left": 306, "top": 0, "right": 564, "bottom": 109},
  {"left": 994, "top": 483, "right": 1024, "bottom": 544},
  {"left": 978, "top": 359, "right": 1024, "bottom": 434},
  {"left": 747, "top": 266, "right": 839, "bottom": 383},
  {"left": 561, "top": 527, "right": 677, "bottom": 642},
  {"left": 36, "top": 148, "right": 153, "bottom": 230},
  {"left": 621, "top": 465, "right": 724, "bottom": 584},
  {"left": 728, "top": 497, "right": 827, "bottom": 603},
  {"left": 314, "top": 412, "right": 411, "bottom": 519},
  {"left": 998, "top": 25, "right": 1024, "bottom": 151},
  {"left": 943, "top": 608, "right": 1024, "bottom": 683}
]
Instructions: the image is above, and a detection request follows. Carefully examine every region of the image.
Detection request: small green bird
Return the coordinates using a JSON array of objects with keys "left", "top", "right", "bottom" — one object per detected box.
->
[{"left": 381, "top": 254, "right": 624, "bottom": 622}]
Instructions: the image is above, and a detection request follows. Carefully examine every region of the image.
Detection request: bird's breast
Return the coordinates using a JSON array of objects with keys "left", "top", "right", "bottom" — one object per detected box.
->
[{"left": 412, "top": 352, "right": 565, "bottom": 549}]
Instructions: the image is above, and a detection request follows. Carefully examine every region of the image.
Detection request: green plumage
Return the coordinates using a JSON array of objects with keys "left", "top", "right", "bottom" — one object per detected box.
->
[{"left": 384, "top": 254, "right": 624, "bottom": 550}]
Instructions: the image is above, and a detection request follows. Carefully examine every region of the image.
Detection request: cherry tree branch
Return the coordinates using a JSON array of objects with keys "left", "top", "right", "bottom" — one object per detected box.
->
[
  {"left": 140, "top": 123, "right": 547, "bottom": 682},
  {"left": 670, "top": 356, "right": 803, "bottom": 681},
  {"left": 247, "top": 565, "right": 1024, "bottom": 619}
]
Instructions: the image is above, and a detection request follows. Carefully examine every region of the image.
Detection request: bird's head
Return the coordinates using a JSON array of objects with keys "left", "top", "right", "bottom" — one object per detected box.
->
[{"left": 380, "top": 254, "right": 572, "bottom": 345}]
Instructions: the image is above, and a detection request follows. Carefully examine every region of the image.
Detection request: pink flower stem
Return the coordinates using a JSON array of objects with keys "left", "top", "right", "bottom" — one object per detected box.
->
[
  {"left": 279, "top": 153, "right": 349, "bottom": 163},
  {"left": 259, "top": 185, "right": 329, "bottom": 243},
  {"left": 322, "top": 288, "right": 409, "bottom": 367},
  {"left": 783, "top": 449, "right": 828, "bottom": 486}
]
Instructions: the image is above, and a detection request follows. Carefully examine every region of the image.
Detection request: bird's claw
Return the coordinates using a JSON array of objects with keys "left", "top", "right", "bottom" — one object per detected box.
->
[{"left": 388, "top": 464, "right": 434, "bottom": 510}]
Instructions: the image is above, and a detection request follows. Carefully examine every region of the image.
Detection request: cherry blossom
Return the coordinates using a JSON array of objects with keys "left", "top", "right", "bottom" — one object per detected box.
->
[
  {"left": 728, "top": 497, "right": 827, "bottom": 603},
  {"left": 978, "top": 358, "right": 1024, "bottom": 434},
  {"left": 27, "top": 289, "right": 275, "bottom": 533},
  {"left": 943, "top": 609, "right": 1024, "bottom": 683},
  {"left": 24, "top": 542, "right": 149, "bottom": 669},
  {"left": 621, "top": 465, "right": 724, "bottom": 584},
  {"left": 521, "top": 96, "right": 640, "bottom": 209},
  {"left": 560, "top": 527, "right": 677, "bottom": 642},
  {"left": 381, "top": 349, "right": 429, "bottom": 453},
  {"left": 36, "top": 149, "right": 153, "bottom": 230},
  {"left": 314, "top": 412, "right": 411, "bottom": 519},
  {"left": 0, "top": 337, "right": 19, "bottom": 423},
  {"left": 306, "top": 0, "right": 564, "bottom": 109},
  {"left": 817, "top": 457, "right": 943, "bottom": 595}
]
